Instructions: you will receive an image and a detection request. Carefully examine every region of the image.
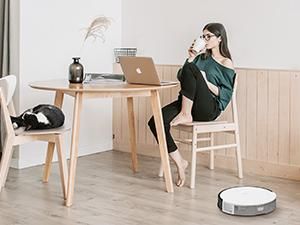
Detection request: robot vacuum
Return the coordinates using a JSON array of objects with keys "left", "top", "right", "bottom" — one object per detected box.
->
[{"left": 217, "top": 186, "right": 276, "bottom": 216}]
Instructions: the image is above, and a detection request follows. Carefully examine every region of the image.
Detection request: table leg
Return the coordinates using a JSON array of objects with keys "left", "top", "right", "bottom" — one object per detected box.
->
[
  {"left": 43, "top": 91, "right": 64, "bottom": 182},
  {"left": 126, "top": 97, "right": 138, "bottom": 172},
  {"left": 66, "top": 92, "right": 83, "bottom": 207},
  {"left": 150, "top": 90, "right": 174, "bottom": 193}
]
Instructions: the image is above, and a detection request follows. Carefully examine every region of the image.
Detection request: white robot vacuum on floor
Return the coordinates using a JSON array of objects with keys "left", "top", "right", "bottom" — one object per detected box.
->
[{"left": 218, "top": 186, "right": 277, "bottom": 216}]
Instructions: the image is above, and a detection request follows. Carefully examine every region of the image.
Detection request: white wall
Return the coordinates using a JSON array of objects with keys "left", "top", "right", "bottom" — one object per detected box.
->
[
  {"left": 14, "top": 0, "right": 122, "bottom": 168},
  {"left": 11, "top": 0, "right": 299, "bottom": 168},
  {"left": 122, "top": 0, "right": 300, "bottom": 70}
]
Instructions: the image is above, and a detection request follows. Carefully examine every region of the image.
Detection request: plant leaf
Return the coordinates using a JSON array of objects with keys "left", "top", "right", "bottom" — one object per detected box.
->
[{"left": 84, "top": 16, "right": 112, "bottom": 42}]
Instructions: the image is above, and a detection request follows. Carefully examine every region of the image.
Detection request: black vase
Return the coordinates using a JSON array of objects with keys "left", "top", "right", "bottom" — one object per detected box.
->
[{"left": 69, "top": 57, "right": 84, "bottom": 83}]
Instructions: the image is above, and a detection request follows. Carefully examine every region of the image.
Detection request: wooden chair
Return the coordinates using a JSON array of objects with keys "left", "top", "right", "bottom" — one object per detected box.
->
[
  {"left": 0, "top": 75, "right": 68, "bottom": 199},
  {"left": 159, "top": 76, "right": 243, "bottom": 188}
]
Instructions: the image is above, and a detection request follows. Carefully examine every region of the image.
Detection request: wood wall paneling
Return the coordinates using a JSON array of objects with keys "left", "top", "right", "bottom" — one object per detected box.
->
[{"left": 113, "top": 64, "right": 300, "bottom": 180}]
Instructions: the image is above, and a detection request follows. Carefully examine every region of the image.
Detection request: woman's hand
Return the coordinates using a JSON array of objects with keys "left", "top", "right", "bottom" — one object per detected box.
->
[
  {"left": 188, "top": 41, "right": 197, "bottom": 62},
  {"left": 201, "top": 71, "right": 208, "bottom": 82},
  {"left": 201, "top": 71, "right": 219, "bottom": 96}
]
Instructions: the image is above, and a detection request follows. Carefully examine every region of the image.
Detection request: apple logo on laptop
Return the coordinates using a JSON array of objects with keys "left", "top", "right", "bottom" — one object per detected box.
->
[{"left": 136, "top": 68, "right": 142, "bottom": 74}]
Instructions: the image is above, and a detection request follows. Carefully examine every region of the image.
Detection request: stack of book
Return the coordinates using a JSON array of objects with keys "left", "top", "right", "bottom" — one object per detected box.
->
[{"left": 83, "top": 73, "right": 125, "bottom": 84}]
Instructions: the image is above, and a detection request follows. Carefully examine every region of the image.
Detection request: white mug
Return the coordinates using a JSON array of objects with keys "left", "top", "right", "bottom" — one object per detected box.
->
[{"left": 192, "top": 37, "right": 206, "bottom": 53}]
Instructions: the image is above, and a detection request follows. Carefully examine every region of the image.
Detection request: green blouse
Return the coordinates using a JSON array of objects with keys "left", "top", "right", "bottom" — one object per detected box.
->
[{"left": 178, "top": 54, "right": 236, "bottom": 111}]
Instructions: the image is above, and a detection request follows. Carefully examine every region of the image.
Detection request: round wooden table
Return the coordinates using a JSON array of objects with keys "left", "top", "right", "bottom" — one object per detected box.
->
[{"left": 30, "top": 79, "right": 178, "bottom": 206}]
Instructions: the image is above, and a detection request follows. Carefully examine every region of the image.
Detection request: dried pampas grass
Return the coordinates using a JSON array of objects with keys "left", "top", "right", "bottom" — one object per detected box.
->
[{"left": 84, "top": 16, "right": 112, "bottom": 42}]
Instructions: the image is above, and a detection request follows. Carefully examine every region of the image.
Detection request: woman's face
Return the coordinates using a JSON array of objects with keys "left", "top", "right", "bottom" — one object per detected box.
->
[{"left": 202, "top": 29, "right": 221, "bottom": 50}]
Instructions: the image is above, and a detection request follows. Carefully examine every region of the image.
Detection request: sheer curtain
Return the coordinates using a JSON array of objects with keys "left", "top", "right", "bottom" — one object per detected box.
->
[{"left": 0, "top": 0, "right": 10, "bottom": 77}]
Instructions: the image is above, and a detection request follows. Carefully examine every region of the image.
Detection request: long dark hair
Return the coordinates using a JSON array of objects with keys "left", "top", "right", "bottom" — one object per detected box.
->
[{"left": 203, "top": 23, "right": 232, "bottom": 60}]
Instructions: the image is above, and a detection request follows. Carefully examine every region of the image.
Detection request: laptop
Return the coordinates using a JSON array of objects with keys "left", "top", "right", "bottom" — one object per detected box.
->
[{"left": 119, "top": 56, "right": 179, "bottom": 86}]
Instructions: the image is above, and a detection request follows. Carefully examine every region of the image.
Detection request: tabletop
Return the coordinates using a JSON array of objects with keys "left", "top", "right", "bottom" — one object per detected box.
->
[{"left": 30, "top": 79, "right": 178, "bottom": 93}]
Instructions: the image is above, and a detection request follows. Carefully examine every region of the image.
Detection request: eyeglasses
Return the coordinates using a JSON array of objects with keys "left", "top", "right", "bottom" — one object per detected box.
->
[{"left": 200, "top": 34, "right": 216, "bottom": 41}]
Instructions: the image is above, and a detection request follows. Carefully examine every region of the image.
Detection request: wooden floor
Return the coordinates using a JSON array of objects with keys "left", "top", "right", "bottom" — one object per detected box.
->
[{"left": 0, "top": 150, "right": 299, "bottom": 225}]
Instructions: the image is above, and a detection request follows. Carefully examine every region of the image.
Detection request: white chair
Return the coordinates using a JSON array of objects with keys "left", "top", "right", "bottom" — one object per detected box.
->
[
  {"left": 159, "top": 77, "right": 243, "bottom": 188},
  {"left": 0, "top": 75, "right": 69, "bottom": 199}
]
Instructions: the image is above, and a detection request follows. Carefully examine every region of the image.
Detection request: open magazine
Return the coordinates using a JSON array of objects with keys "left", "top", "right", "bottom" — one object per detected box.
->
[{"left": 83, "top": 73, "right": 125, "bottom": 84}]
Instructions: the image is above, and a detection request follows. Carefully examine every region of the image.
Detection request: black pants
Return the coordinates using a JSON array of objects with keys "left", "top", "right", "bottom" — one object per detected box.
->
[{"left": 148, "top": 63, "right": 221, "bottom": 153}]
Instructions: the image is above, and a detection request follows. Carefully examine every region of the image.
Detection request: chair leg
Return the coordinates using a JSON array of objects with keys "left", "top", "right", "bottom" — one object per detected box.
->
[
  {"left": 43, "top": 142, "right": 55, "bottom": 183},
  {"left": 190, "top": 129, "right": 197, "bottom": 189},
  {"left": 158, "top": 161, "right": 164, "bottom": 177},
  {"left": 235, "top": 129, "right": 243, "bottom": 179},
  {"left": 0, "top": 137, "right": 14, "bottom": 190},
  {"left": 190, "top": 149, "right": 197, "bottom": 189},
  {"left": 55, "top": 135, "right": 68, "bottom": 200},
  {"left": 209, "top": 133, "right": 214, "bottom": 170}
]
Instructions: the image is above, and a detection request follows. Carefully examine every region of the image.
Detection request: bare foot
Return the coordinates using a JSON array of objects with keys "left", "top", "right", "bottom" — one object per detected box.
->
[
  {"left": 176, "top": 160, "right": 188, "bottom": 187},
  {"left": 170, "top": 112, "right": 193, "bottom": 126}
]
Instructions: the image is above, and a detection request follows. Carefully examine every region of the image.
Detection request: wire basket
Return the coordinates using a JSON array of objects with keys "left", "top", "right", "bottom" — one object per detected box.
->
[{"left": 114, "top": 47, "right": 137, "bottom": 63}]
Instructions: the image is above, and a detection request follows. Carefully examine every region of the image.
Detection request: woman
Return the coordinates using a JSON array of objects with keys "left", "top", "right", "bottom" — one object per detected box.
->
[{"left": 148, "top": 23, "right": 236, "bottom": 187}]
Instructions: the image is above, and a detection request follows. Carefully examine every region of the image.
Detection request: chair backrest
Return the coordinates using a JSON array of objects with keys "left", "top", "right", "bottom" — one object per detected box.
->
[
  {"left": 0, "top": 75, "right": 17, "bottom": 137},
  {"left": 232, "top": 74, "right": 238, "bottom": 99},
  {"left": 0, "top": 75, "right": 17, "bottom": 106},
  {"left": 231, "top": 74, "right": 239, "bottom": 124}
]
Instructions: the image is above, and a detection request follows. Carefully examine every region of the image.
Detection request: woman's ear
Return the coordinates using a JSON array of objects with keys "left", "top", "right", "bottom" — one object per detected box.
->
[{"left": 218, "top": 37, "right": 222, "bottom": 42}]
